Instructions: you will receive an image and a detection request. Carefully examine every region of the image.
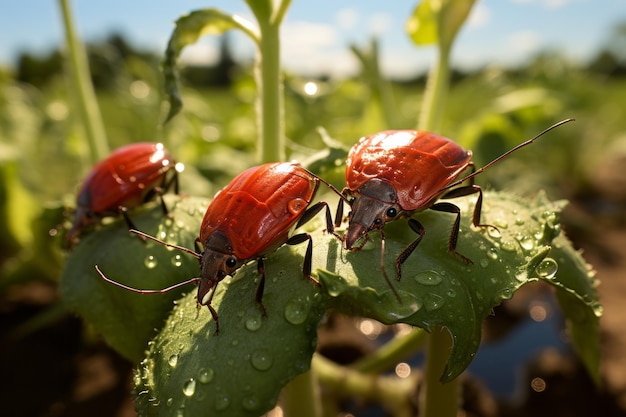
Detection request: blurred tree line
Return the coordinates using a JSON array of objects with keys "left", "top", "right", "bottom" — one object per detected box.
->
[{"left": 11, "top": 22, "right": 626, "bottom": 91}]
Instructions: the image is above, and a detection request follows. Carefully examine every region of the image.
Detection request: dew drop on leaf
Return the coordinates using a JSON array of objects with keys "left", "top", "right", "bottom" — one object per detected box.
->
[
  {"left": 251, "top": 349, "right": 273, "bottom": 371},
  {"left": 182, "top": 378, "right": 196, "bottom": 397},
  {"left": 168, "top": 354, "right": 179, "bottom": 368},
  {"left": 414, "top": 270, "right": 443, "bottom": 286},
  {"left": 144, "top": 255, "right": 158, "bottom": 269},
  {"left": 242, "top": 395, "right": 260, "bottom": 411},
  {"left": 424, "top": 293, "right": 445, "bottom": 311},
  {"left": 171, "top": 254, "right": 183, "bottom": 267},
  {"left": 198, "top": 368, "right": 214, "bottom": 384},
  {"left": 536, "top": 257, "right": 558, "bottom": 279},
  {"left": 245, "top": 315, "right": 263, "bottom": 331},
  {"left": 214, "top": 394, "right": 230, "bottom": 411},
  {"left": 284, "top": 297, "right": 309, "bottom": 325}
]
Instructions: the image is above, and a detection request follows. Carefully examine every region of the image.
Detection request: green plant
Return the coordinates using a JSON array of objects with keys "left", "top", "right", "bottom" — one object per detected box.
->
[{"left": 58, "top": 1, "right": 601, "bottom": 416}]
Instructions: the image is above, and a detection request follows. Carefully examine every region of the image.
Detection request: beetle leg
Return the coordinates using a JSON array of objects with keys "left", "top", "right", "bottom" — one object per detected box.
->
[
  {"left": 440, "top": 184, "right": 494, "bottom": 230},
  {"left": 430, "top": 202, "right": 473, "bottom": 264},
  {"left": 203, "top": 287, "right": 221, "bottom": 335},
  {"left": 255, "top": 258, "right": 268, "bottom": 317},
  {"left": 296, "top": 201, "right": 341, "bottom": 240},
  {"left": 376, "top": 229, "right": 401, "bottom": 302},
  {"left": 118, "top": 206, "right": 146, "bottom": 243},
  {"left": 395, "top": 218, "right": 426, "bottom": 281},
  {"left": 286, "top": 233, "right": 320, "bottom": 286}
]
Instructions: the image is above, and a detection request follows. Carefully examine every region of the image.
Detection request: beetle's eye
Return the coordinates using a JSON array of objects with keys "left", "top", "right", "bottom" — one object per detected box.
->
[
  {"left": 348, "top": 197, "right": 356, "bottom": 205},
  {"left": 225, "top": 257, "right": 237, "bottom": 268},
  {"left": 386, "top": 207, "right": 397, "bottom": 218}
]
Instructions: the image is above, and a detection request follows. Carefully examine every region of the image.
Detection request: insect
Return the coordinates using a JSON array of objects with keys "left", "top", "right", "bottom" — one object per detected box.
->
[
  {"left": 96, "top": 162, "right": 341, "bottom": 334},
  {"left": 66, "top": 142, "right": 181, "bottom": 246},
  {"left": 339, "top": 119, "right": 574, "bottom": 285}
]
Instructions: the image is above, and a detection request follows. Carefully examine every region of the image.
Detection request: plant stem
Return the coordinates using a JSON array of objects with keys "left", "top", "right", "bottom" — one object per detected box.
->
[
  {"left": 313, "top": 354, "right": 415, "bottom": 417},
  {"left": 281, "top": 370, "right": 320, "bottom": 417},
  {"left": 352, "top": 327, "right": 427, "bottom": 374},
  {"left": 256, "top": 18, "right": 284, "bottom": 163},
  {"left": 422, "top": 326, "right": 458, "bottom": 417},
  {"left": 418, "top": 44, "right": 450, "bottom": 132},
  {"left": 58, "top": 0, "right": 109, "bottom": 163}
]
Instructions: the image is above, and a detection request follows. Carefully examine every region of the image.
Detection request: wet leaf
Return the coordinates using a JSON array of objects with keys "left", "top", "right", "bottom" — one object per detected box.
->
[
  {"left": 60, "top": 195, "right": 209, "bottom": 361},
  {"left": 134, "top": 191, "right": 600, "bottom": 415},
  {"left": 317, "top": 191, "right": 599, "bottom": 382},
  {"left": 134, "top": 240, "right": 325, "bottom": 416}
]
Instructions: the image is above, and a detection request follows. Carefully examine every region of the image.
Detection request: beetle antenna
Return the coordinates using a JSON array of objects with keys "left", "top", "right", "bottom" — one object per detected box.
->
[
  {"left": 129, "top": 229, "right": 201, "bottom": 259},
  {"left": 442, "top": 118, "right": 575, "bottom": 191},
  {"left": 301, "top": 167, "right": 352, "bottom": 204},
  {"left": 95, "top": 265, "right": 200, "bottom": 293}
]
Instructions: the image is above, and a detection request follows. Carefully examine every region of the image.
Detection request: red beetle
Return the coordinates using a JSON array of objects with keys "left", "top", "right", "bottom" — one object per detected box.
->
[
  {"left": 66, "top": 142, "right": 181, "bottom": 245},
  {"left": 97, "top": 162, "right": 340, "bottom": 334},
  {"left": 340, "top": 119, "right": 573, "bottom": 283}
]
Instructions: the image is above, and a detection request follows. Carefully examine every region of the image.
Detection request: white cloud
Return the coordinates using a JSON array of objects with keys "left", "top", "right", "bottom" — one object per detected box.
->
[
  {"left": 507, "top": 30, "right": 542, "bottom": 54},
  {"left": 509, "top": 0, "right": 573, "bottom": 8},
  {"left": 334, "top": 8, "right": 360, "bottom": 31},
  {"left": 366, "top": 12, "right": 393, "bottom": 36},
  {"left": 467, "top": 3, "right": 492, "bottom": 28},
  {"left": 280, "top": 21, "right": 358, "bottom": 77}
]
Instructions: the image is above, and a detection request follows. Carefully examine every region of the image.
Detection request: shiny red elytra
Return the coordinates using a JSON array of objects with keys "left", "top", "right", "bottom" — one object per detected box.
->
[
  {"left": 96, "top": 162, "right": 339, "bottom": 334},
  {"left": 67, "top": 142, "right": 181, "bottom": 245},
  {"left": 340, "top": 119, "right": 573, "bottom": 284}
]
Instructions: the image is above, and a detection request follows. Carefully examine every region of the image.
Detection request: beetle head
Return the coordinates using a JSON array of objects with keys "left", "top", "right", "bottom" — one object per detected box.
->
[
  {"left": 345, "top": 179, "right": 401, "bottom": 249},
  {"left": 197, "top": 231, "right": 245, "bottom": 306}
]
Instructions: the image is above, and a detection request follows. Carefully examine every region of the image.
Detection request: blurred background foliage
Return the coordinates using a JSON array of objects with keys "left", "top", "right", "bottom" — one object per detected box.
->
[{"left": 0, "top": 16, "right": 625, "bottom": 416}]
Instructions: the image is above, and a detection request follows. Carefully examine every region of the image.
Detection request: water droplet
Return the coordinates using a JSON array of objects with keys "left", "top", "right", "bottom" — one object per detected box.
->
[
  {"left": 214, "top": 395, "right": 230, "bottom": 410},
  {"left": 245, "top": 315, "right": 263, "bottom": 331},
  {"left": 501, "top": 239, "right": 516, "bottom": 252},
  {"left": 166, "top": 398, "right": 174, "bottom": 407},
  {"left": 242, "top": 396, "right": 260, "bottom": 411},
  {"left": 171, "top": 254, "right": 183, "bottom": 267},
  {"left": 591, "top": 302, "right": 604, "bottom": 318},
  {"left": 519, "top": 236, "right": 535, "bottom": 252},
  {"left": 168, "top": 354, "right": 179, "bottom": 367},
  {"left": 490, "top": 276, "right": 499, "bottom": 285},
  {"left": 251, "top": 350, "right": 273, "bottom": 371},
  {"left": 487, "top": 227, "right": 502, "bottom": 239},
  {"left": 424, "top": 293, "right": 445, "bottom": 311},
  {"left": 446, "top": 289, "right": 456, "bottom": 298},
  {"left": 144, "top": 255, "right": 158, "bottom": 269},
  {"left": 497, "top": 288, "right": 513, "bottom": 300},
  {"left": 515, "top": 217, "right": 525, "bottom": 226},
  {"left": 536, "top": 257, "right": 558, "bottom": 279},
  {"left": 479, "top": 259, "right": 489, "bottom": 268},
  {"left": 182, "top": 378, "right": 196, "bottom": 397},
  {"left": 493, "top": 218, "right": 508, "bottom": 229},
  {"left": 284, "top": 297, "right": 309, "bottom": 325},
  {"left": 414, "top": 270, "right": 443, "bottom": 286},
  {"left": 382, "top": 290, "right": 422, "bottom": 320},
  {"left": 487, "top": 248, "right": 498, "bottom": 260},
  {"left": 198, "top": 368, "right": 214, "bottom": 384},
  {"left": 515, "top": 270, "right": 527, "bottom": 282}
]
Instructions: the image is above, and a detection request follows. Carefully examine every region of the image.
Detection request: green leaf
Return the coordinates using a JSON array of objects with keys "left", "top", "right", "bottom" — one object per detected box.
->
[
  {"left": 550, "top": 234, "right": 602, "bottom": 385},
  {"left": 60, "top": 195, "right": 210, "bottom": 361},
  {"left": 134, "top": 240, "right": 326, "bottom": 417},
  {"left": 134, "top": 191, "right": 600, "bottom": 414},
  {"left": 317, "top": 191, "right": 599, "bottom": 382},
  {"left": 406, "top": 0, "right": 476, "bottom": 49},
  {"left": 406, "top": 0, "right": 438, "bottom": 46},
  {"left": 162, "top": 9, "right": 259, "bottom": 123}
]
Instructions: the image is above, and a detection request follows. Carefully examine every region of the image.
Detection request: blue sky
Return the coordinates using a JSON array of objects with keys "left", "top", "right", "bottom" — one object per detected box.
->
[{"left": 1, "top": 0, "right": 624, "bottom": 78}]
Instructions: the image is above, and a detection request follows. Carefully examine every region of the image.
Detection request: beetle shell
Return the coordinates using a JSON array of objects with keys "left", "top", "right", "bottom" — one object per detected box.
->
[
  {"left": 69, "top": 142, "right": 175, "bottom": 240},
  {"left": 200, "top": 162, "right": 319, "bottom": 260},
  {"left": 196, "top": 162, "right": 320, "bottom": 304},
  {"left": 346, "top": 130, "right": 472, "bottom": 210}
]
